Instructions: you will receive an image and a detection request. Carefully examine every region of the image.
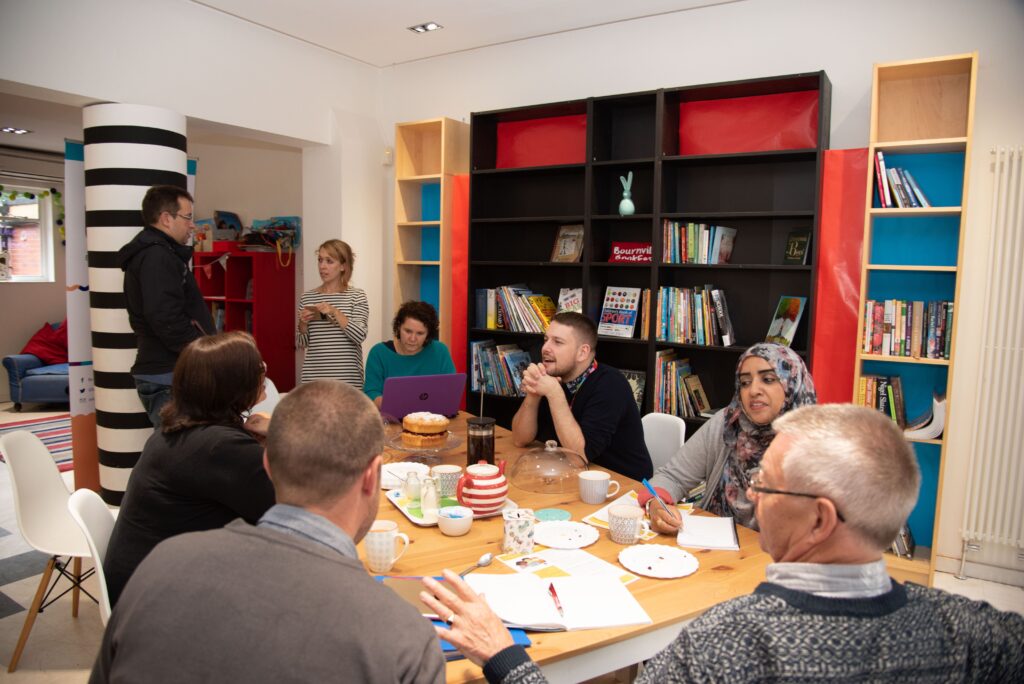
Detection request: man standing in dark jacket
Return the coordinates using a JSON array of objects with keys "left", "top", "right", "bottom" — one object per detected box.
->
[{"left": 118, "top": 185, "right": 213, "bottom": 426}]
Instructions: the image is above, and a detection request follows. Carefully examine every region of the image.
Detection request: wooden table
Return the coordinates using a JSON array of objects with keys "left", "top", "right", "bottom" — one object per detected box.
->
[{"left": 362, "top": 413, "right": 771, "bottom": 683}]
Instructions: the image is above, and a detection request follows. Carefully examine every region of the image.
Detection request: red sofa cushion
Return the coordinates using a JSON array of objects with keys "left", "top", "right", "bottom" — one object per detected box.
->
[{"left": 21, "top": 320, "right": 69, "bottom": 366}]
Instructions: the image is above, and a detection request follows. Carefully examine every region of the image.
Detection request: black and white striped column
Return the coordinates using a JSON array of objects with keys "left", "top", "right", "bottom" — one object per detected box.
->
[{"left": 83, "top": 104, "right": 187, "bottom": 505}]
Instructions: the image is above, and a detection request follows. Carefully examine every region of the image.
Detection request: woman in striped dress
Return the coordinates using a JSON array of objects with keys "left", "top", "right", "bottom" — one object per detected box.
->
[{"left": 297, "top": 239, "right": 369, "bottom": 387}]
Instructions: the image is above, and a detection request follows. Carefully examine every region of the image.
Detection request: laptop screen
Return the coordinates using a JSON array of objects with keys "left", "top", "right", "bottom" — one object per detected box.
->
[{"left": 380, "top": 373, "right": 467, "bottom": 420}]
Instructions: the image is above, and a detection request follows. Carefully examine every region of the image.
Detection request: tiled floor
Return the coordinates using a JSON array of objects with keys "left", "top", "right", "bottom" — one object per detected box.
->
[{"left": 0, "top": 401, "right": 1021, "bottom": 680}]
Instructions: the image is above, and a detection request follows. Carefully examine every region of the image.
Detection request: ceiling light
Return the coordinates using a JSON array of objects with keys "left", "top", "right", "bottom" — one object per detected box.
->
[
  {"left": 1, "top": 127, "right": 32, "bottom": 135},
  {"left": 408, "top": 21, "right": 443, "bottom": 33}
]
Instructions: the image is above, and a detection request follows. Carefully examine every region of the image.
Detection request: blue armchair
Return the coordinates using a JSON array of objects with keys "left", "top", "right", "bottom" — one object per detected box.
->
[{"left": 3, "top": 354, "right": 69, "bottom": 411}]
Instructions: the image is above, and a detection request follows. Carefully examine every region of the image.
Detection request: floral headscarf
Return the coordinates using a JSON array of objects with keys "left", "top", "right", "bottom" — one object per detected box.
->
[{"left": 703, "top": 343, "right": 817, "bottom": 526}]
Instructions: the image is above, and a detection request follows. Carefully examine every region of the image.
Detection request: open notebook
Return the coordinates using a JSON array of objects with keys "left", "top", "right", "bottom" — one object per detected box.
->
[{"left": 464, "top": 573, "right": 652, "bottom": 632}]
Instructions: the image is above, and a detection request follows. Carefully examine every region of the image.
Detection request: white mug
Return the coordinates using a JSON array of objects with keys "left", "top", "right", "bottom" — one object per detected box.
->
[
  {"left": 578, "top": 470, "right": 621, "bottom": 504},
  {"left": 608, "top": 504, "right": 650, "bottom": 545},
  {"left": 431, "top": 464, "right": 463, "bottom": 498},
  {"left": 364, "top": 520, "right": 410, "bottom": 573}
]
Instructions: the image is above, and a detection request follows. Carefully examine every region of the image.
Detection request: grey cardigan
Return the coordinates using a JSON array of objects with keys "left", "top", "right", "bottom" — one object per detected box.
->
[{"left": 649, "top": 410, "right": 730, "bottom": 508}]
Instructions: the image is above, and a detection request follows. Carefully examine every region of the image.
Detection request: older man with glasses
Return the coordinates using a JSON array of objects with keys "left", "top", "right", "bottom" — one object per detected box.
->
[
  {"left": 118, "top": 184, "right": 214, "bottom": 427},
  {"left": 424, "top": 404, "right": 1024, "bottom": 683}
]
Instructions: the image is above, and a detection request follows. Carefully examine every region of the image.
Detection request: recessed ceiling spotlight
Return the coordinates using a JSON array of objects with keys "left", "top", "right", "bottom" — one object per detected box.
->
[
  {"left": 1, "top": 127, "right": 32, "bottom": 135},
  {"left": 408, "top": 21, "right": 443, "bottom": 34}
]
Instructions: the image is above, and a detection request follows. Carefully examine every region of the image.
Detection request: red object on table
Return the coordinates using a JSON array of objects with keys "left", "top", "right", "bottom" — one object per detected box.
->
[{"left": 810, "top": 148, "right": 868, "bottom": 403}]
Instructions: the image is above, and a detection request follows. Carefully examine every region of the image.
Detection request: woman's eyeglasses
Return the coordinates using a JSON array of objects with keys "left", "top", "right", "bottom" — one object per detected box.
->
[{"left": 747, "top": 468, "right": 845, "bottom": 522}]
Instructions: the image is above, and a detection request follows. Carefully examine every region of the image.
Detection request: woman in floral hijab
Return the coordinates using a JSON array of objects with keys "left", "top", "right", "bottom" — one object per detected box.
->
[{"left": 640, "top": 343, "right": 816, "bottom": 533}]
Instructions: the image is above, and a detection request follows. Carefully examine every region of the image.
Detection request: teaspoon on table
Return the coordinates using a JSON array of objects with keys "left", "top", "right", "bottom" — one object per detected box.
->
[{"left": 458, "top": 552, "right": 493, "bottom": 577}]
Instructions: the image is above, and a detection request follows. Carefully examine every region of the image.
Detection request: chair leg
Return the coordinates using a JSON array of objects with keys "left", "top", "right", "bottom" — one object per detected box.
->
[
  {"left": 71, "top": 557, "right": 81, "bottom": 618},
  {"left": 8, "top": 556, "right": 56, "bottom": 673}
]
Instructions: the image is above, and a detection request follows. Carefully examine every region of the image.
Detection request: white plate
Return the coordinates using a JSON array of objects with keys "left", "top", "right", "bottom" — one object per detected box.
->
[
  {"left": 380, "top": 462, "right": 430, "bottom": 490},
  {"left": 618, "top": 544, "right": 699, "bottom": 579},
  {"left": 533, "top": 521, "right": 599, "bottom": 550}
]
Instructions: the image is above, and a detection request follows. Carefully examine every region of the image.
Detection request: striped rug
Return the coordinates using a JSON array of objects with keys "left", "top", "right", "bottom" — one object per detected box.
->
[{"left": 0, "top": 414, "right": 74, "bottom": 471}]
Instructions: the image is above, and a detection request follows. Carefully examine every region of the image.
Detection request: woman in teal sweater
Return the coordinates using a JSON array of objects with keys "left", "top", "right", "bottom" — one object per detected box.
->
[{"left": 364, "top": 300, "right": 455, "bottom": 406}]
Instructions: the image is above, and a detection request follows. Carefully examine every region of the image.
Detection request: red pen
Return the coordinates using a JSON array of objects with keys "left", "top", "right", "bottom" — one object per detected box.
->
[{"left": 548, "top": 582, "right": 564, "bottom": 617}]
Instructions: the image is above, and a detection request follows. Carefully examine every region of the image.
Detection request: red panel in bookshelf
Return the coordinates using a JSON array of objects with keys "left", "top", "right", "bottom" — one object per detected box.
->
[
  {"left": 678, "top": 91, "right": 818, "bottom": 155},
  {"left": 496, "top": 114, "right": 586, "bottom": 168},
  {"left": 451, "top": 173, "right": 469, "bottom": 412},
  {"left": 811, "top": 148, "right": 867, "bottom": 404}
]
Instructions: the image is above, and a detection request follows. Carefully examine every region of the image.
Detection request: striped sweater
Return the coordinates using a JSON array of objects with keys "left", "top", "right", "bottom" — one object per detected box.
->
[{"left": 297, "top": 288, "right": 369, "bottom": 388}]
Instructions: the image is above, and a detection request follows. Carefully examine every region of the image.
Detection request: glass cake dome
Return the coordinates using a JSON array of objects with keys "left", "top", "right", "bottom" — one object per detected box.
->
[{"left": 508, "top": 440, "right": 588, "bottom": 494}]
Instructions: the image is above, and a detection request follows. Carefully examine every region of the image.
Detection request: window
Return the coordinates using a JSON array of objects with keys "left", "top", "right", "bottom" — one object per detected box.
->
[{"left": 0, "top": 183, "right": 55, "bottom": 282}]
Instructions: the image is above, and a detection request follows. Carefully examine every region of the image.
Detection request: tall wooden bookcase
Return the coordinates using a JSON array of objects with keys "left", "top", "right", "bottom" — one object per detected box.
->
[
  {"left": 193, "top": 248, "right": 296, "bottom": 391},
  {"left": 852, "top": 53, "right": 977, "bottom": 586},
  {"left": 467, "top": 73, "right": 831, "bottom": 428},
  {"left": 393, "top": 117, "right": 469, "bottom": 347}
]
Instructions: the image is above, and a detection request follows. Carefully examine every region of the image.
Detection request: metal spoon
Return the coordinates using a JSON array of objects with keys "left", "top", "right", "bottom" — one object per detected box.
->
[{"left": 458, "top": 552, "right": 493, "bottom": 577}]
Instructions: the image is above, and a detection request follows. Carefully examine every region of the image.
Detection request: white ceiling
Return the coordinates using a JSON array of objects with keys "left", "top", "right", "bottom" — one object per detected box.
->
[
  {"left": 1, "top": 0, "right": 739, "bottom": 153},
  {"left": 194, "top": 0, "right": 738, "bottom": 67}
]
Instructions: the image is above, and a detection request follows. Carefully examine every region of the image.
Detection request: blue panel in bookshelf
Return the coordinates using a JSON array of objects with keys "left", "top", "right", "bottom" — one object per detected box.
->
[
  {"left": 419, "top": 265, "right": 440, "bottom": 310},
  {"left": 862, "top": 360, "right": 947, "bottom": 423},
  {"left": 421, "top": 183, "right": 441, "bottom": 222},
  {"left": 867, "top": 271, "right": 955, "bottom": 302},
  {"left": 875, "top": 152, "right": 965, "bottom": 208},
  {"left": 422, "top": 226, "right": 440, "bottom": 261},
  {"left": 908, "top": 442, "right": 940, "bottom": 547},
  {"left": 871, "top": 216, "right": 959, "bottom": 267}
]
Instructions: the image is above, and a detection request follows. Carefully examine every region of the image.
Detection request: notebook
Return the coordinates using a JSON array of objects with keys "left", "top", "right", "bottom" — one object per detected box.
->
[
  {"left": 463, "top": 574, "right": 652, "bottom": 632},
  {"left": 380, "top": 373, "right": 467, "bottom": 420}
]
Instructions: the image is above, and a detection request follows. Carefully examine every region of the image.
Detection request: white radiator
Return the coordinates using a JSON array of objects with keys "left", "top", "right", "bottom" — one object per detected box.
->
[{"left": 961, "top": 146, "right": 1024, "bottom": 550}]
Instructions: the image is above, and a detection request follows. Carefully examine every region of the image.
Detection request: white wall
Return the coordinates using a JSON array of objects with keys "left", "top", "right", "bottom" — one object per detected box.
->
[{"left": 379, "top": 0, "right": 1024, "bottom": 578}]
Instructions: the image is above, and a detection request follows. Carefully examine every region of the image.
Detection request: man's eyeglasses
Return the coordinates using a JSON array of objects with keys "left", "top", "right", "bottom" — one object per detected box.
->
[
  {"left": 747, "top": 468, "right": 845, "bottom": 522},
  {"left": 166, "top": 211, "right": 194, "bottom": 222}
]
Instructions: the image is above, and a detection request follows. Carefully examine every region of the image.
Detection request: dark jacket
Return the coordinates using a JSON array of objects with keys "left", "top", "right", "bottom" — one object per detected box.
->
[
  {"left": 103, "top": 424, "right": 276, "bottom": 607},
  {"left": 536, "top": 363, "right": 653, "bottom": 482},
  {"left": 117, "top": 226, "right": 213, "bottom": 375}
]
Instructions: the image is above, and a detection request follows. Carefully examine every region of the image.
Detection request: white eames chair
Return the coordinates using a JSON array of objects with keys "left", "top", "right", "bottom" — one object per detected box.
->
[
  {"left": 642, "top": 412, "right": 687, "bottom": 473},
  {"left": 0, "top": 431, "right": 95, "bottom": 672},
  {"left": 68, "top": 488, "right": 116, "bottom": 625}
]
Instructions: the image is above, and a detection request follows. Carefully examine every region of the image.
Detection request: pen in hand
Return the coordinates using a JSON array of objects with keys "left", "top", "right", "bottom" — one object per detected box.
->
[
  {"left": 641, "top": 478, "right": 676, "bottom": 521},
  {"left": 547, "top": 582, "right": 564, "bottom": 617}
]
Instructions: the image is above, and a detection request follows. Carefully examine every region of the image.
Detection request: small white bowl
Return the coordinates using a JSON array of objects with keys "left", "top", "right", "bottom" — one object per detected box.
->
[{"left": 437, "top": 506, "right": 474, "bottom": 536}]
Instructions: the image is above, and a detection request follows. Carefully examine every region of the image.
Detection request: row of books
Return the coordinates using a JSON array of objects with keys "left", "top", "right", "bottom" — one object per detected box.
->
[
  {"left": 653, "top": 350, "right": 711, "bottom": 418},
  {"left": 661, "top": 221, "right": 737, "bottom": 265},
  {"left": 862, "top": 299, "right": 952, "bottom": 360},
  {"left": 475, "top": 286, "right": 557, "bottom": 333},
  {"left": 857, "top": 374, "right": 908, "bottom": 428},
  {"left": 875, "top": 151, "right": 931, "bottom": 208},
  {"left": 470, "top": 339, "right": 530, "bottom": 397},
  {"left": 655, "top": 286, "right": 736, "bottom": 347}
]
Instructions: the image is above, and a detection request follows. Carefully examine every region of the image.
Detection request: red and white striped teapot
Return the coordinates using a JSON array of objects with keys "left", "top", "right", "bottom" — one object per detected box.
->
[{"left": 456, "top": 460, "right": 508, "bottom": 516}]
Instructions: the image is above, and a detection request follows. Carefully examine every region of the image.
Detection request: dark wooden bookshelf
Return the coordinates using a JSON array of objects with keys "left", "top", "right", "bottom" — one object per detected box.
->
[{"left": 468, "top": 73, "right": 831, "bottom": 428}]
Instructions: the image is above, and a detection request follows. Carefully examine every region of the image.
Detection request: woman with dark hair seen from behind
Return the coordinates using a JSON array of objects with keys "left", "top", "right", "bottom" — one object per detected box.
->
[
  {"left": 103, "top": 332, "right": 276, "bottom": 607},
  {"left": 363, "top": 300, "right": 456, "bottom": 407},
  {"left": 639, "top": 342, "right": 816, "bottom": 534},
  {"left": 297, "top": 239, "right": 369, "bottom": 388}
]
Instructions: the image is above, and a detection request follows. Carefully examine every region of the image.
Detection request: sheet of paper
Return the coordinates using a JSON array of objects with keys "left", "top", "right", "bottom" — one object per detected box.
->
[
  {"left": 465, "top": 573, "right": 651, "bottom": 631},
  {"left": 676, "top": 515, "right": 739, "bottom": 550},
  {"left": 582, "top": 490, "right": 692, "bottom": 541},
  {"left": 497, "top": 547, "right": 639, "bottom": 585}
]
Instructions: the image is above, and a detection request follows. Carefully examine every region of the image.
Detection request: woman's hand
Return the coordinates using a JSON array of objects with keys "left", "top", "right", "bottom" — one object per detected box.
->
[
  {"left": 243, "top": 412, "right": 271, "bottom": 444},
  {"left": 647, "top": 498, "right": 683, "bottom": 534},
  {"left": 420, "top": 570, "right": 514, "bottom": 667}
]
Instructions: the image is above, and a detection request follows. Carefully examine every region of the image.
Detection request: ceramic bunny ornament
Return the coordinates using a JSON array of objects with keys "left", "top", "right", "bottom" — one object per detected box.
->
[{"left": 618, "top": 171, "right": 635, "bottom": 216}]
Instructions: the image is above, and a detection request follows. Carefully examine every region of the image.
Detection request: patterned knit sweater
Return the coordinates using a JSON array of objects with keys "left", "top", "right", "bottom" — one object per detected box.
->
[{"left": 484, "top": 581, "right": 1024, "bottom": 683}]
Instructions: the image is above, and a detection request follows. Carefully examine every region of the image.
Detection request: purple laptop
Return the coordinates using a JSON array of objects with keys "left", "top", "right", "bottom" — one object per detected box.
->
[{"left": 380, "top": 373, "right": 467, "bottom": 420}]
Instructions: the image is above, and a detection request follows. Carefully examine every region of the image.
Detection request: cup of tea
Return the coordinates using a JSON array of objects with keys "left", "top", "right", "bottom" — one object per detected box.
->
[
  {"left": 431, "top": 464, "right": 463, "bottom": 498},
  {"left": 578, "top": 470, "right": 621, "bottom": 504},
  {"left": 502, "top": 508, "right": 536, "bottom": 554},
  {"left": 608, "top": 504, "right": 650, "bottom": 545},
  {"left": 364, "top": 519, "right": 410, "bottom": 573}
]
